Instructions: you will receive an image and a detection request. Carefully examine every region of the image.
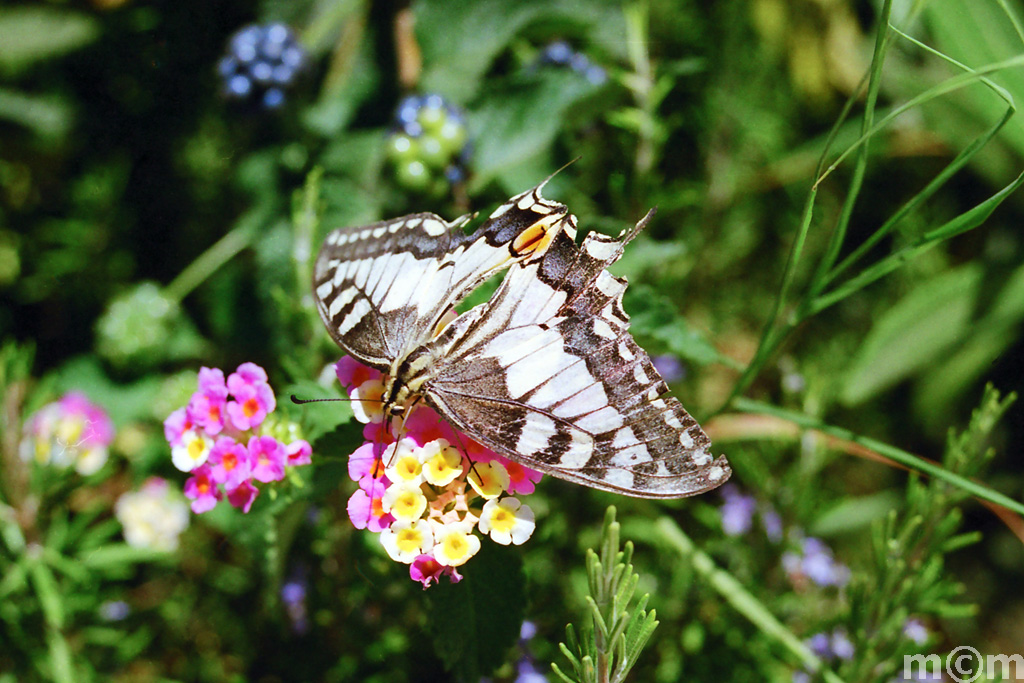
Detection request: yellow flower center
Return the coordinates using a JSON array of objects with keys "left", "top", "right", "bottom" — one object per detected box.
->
[
  {"left": 187, "top": 438, "right": 206, "bottom": 461},
  {"left": 443, "top": 533, "right": 468, "bottom": 558},
  {"left": 490, "top": 507, "right": 515, "bottom": 533},
  {"left": 395, "top": 456, "right": 421, "bottom": 480},
  {"left": 396, "top": 528, "right": 423, "bottom": 552}
]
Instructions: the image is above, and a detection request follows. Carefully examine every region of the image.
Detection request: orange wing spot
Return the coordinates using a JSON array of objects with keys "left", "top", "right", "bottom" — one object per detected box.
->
[{"left": 511, "top": 215, "right": 561, "bottom": 258}]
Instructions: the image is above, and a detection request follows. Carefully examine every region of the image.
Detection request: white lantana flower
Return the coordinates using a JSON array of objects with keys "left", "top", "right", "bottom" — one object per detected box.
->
[
  {"left": 115, "top": 478, "right": 190, "bottom": 552},
  {"left": 478, "top": 496, "right": 536, "bottom": 546}
]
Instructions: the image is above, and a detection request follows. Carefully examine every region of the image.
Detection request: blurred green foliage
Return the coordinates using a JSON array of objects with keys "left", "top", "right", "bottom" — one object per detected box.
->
[{"left": 2, "top": 0, "right": 1024, "bottom": 681}]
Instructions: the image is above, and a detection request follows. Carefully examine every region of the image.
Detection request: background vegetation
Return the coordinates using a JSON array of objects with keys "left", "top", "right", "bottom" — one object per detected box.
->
[{"left": 2, "top": 0, "right": 1023, "bottom": 681}]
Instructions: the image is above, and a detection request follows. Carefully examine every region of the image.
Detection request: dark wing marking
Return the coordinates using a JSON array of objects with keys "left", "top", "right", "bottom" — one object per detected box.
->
[
  {"left": 312, "top": 183, "right": 569, "bottom": 370},
  {"left": 425, "top": 216, "right": 729, "bottom": 498}
]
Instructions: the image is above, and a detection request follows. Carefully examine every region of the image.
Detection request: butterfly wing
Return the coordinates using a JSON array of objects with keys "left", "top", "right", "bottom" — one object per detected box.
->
[
  {"left": 424, "top": 218, "right": 730, "bottom": 498},
  {"left": 312, "top": 183, "right": 569, "bottom": 370}
]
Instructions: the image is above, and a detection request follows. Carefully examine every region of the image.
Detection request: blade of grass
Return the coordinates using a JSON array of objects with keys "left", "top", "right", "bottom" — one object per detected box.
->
[
  {"left": 813, "top": 54, "right": 1024, "bottom": 189},
  {"left": 733, "top": 397, "right": 1024, "bottom": 517},
  {"left": 655, "top": 517, "right": 847, "bottom": 683},
  {"left": 807, "top": 0, "right": 894, "bottom": 296},
  {"left": 808, "top": 169, "right": 1024, "bottom": 314},
  {"left": 820, "top": 22, "right": 1019, "bottom": 287}
]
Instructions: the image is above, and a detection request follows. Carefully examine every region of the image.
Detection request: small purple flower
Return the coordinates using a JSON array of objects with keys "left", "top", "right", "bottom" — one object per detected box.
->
[
  {"left": 903, "top": 618, "right": 928, "bottom": 645},
  {"left": 760, "top": 507, "right": 784, "bottom": 542},
  {"left": 807, "top": 632, "right": 832, "bottom": 658},
  {"left": 281, "top": 578, "right": 309, "bottom": 634},
  {"left": 800, "top": 537, "right": 851, "bottom": 587},
  {"left": 99, "top": 600, "right": 131, "bottom": 621},
  {"left": 720, "top": 485, "right": 757, "bottom": 536},
  {"left": 831, "top": 629, "right": 854, "bottom": 660},
  {"left": 515, "top": 659, "right": 548, "bottom": 683},
  {"left": 651, "top": 354, "right": 686, "bottom": 384}
]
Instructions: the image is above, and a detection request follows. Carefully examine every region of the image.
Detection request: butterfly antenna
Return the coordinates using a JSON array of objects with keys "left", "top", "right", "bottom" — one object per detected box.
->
[{"left": 290, "top": 395, "right": 384, "bottom": 405}]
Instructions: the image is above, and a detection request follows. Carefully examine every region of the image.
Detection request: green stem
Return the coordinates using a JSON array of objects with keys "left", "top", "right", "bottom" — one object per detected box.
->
[
  {"left": 164, "top": 214, "right": 263, "bottom": 304},
  {"left": 733, "top": 397, "right": 1024, "bottom": 517},
  {"left": 656, "top": 518, "right": 847, "bottom": 683}
]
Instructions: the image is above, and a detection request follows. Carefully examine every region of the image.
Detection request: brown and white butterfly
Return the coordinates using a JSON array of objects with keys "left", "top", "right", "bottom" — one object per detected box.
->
[{"left": 312, "top": 181, "right": 729, "bottom": 498}]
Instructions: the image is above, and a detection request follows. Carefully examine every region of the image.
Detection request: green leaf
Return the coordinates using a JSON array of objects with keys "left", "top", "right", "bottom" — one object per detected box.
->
[
  {"left": 0, "top": 7, "right": 99, "bottom": 75},
  {"left": 840, "top": 265, "right": 982, "bottom": 405},
  {"left": 416, "top": 0, "right": 566, "bottom": 102},
  {"left": 622, "top": 284, "right": 728, "bottom": 367},
  {"left": 76, "top": 544, "right": 169, "bottom": 570},
  {"left": 49, "top": 355, "right": 167, "bottom": 426},
  {"left": 424, "top": 542, "right": 525, "bottom": 681},
  {"left": 810, "top": 491, "right": 901, "bottom": 536},
  {"left": 0, "top": 87, "right": 73, "bottom": 139},
  {"left": 469, "top": 69, "right": 604, "bottom": 192},
  {"left": 280, "top": 380, "right": 353, "bottom": 444},
  {"left": 921, "top": 0, "right": 1024, "bottom": 178}
]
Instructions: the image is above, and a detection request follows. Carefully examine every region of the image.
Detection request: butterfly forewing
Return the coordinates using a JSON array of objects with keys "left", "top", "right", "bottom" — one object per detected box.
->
[
  {"left": 312, "top": 184, "right": 568, "bottom": 370},
  {"left": 424, "top": 225, "right": 730, "bottom": 498}
]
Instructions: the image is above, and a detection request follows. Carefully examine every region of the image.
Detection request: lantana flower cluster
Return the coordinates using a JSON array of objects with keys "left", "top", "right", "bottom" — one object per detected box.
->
[
  {"left": 115, "top": 477, "right": 190, "bottom": 552},
  {"left": 164, "top": 363, "right": 312, "bottom": 514},
  {"left": 336, "top": 356, "right": 543, "bottom": 588},
  {"left": 20, "top": 391, "right": 114, "bottom": 476}
]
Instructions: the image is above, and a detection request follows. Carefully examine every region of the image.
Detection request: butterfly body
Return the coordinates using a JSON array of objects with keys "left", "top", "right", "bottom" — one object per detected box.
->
[{"left": 313, "top": 182, "right": 730, "bottom": 498}]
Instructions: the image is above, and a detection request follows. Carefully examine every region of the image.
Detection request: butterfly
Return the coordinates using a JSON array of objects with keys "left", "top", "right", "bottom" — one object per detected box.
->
[{"left": 312, "top": 180, "right": 730, "bottom": 498}]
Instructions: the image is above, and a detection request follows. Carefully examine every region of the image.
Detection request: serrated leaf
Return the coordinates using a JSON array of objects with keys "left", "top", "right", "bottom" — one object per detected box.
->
[
  {"left": 841, "top": 265, "right": 982, "bottom": 405},
  {"left": 424, "top": 542, "right": 525, "bottom": 681},
  {"left": 0, "top": 7, "right": 99, "bottom": 75}
]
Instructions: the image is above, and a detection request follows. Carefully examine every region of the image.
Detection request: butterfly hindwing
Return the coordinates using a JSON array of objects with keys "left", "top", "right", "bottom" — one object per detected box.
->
[
  {"left": 312, "top": 184, "right": 568, "bottom": 370},
  {"left": 425, "top": 220, "right": 730, "bottom": 498}
]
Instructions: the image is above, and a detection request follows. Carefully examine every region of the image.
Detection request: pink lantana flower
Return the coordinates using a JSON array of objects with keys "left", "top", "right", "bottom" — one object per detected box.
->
[
  {"left": 226, "top": 364, "right": 276, "bottom": 431},
  {"left": 335, "top": 356, "right": 381, "bottom": 390},
  {"left": 347, "top": 479, "right": 393, "bottom": 532},
  {"left": 163, "top": 407, "right": 193, "bottom": 448},
  {"left": 227, "top": 480, "right": 259, "bottom": 513},
  {"left": 208, "top": 437, "right": 250, "bottom": 489},
  {"left": 410, "top": 554, "right": 463, "bottom": 589},
  {"left": 492, "top": 455, "right": 544, "bottom": 495},
  {"left": 248, "top": 435, "right": 286, "bottom": 482},
  {"left": 348, "top": 442, "right": 387, "bottom": 483},
  {"left": 184, "top": 465, "right": 222, "bottom": 513},
  {"left": 399, "top": 404, "right": 457, "bottom": 446},
  {"left": 285, "top": 439, "right": 313, "bottom": 467},
  {"left": 188, "top": 367, "right": 229, "bottom": 435}
]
